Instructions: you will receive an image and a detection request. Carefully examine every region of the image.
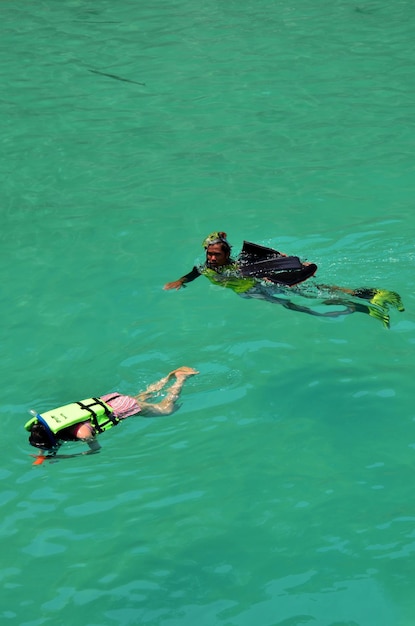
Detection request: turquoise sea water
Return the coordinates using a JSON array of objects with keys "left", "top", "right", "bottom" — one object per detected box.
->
[{"left": 2, "top": 1, "right": 415, "bottom": 624}]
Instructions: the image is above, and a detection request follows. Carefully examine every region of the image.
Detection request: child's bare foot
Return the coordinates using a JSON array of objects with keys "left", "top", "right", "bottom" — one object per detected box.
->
[{"left": 171, "top": 366, "right": 199, "bottom": 378}]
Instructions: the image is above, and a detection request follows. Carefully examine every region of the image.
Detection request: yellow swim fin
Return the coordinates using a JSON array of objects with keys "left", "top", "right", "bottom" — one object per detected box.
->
[
  {"left": 369, "top": 289, "right": 405, "bottom": 312},
  {"left": 367, "top": 303, "right": 390, "bottom": 329}
]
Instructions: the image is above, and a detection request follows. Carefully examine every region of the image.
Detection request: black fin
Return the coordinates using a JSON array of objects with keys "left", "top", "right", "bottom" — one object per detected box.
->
[
  {"left": 240, "top": 240, "right": 283, "bottom": 261},
  {"left": 240, "top": 256, "right": 303, "bottom": 274},
  {"left": 239, "top": 241, "right": 317, "bottom": 286},
  {"left": 261, "top": 263, "right": 318, "bottom": 286}
]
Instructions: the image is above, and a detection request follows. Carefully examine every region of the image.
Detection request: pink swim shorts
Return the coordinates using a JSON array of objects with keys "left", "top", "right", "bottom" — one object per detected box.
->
[{"left": 100, "top": 393, "right": 141, "bottom": 419}]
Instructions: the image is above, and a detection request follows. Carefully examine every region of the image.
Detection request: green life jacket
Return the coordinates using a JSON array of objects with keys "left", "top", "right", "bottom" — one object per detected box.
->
[
  {"left": 24, "top": 397, "right": 121, "bottom": 436},
  {"left": 201, "top": 265, "right": 257, "bottom": 294}
]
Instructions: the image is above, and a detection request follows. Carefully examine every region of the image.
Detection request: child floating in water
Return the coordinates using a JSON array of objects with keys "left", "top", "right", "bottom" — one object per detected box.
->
[{"left": 26, "top": 366, "right": 198, "bottom": 463}]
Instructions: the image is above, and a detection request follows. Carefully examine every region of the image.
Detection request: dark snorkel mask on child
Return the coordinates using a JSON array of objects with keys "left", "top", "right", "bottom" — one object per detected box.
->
[
  {"left": 202, "top": 231, "right": 231, "bottom": 250},
  {"left": 25, "top": 414, "right": 61, "bottom": 453}
]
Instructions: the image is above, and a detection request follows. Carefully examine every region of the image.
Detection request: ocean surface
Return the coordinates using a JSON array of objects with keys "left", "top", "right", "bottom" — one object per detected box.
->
[{"left": 1, "top": 1, "right": 415, "bottom": 625}]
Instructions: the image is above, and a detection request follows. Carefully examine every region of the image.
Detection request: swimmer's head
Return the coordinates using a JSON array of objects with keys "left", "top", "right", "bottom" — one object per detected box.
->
[
  {"left": 28, "top": 422, "right": 59, "bottom": 452},
  {"left": 202, "top": 232, "right": 231, "bottom": 268},
  {"left": 202, "top": 231, "right": 231, "bottom": 254}
]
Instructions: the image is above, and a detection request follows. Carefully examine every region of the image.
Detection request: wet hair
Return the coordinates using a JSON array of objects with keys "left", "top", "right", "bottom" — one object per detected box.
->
[
  {"left": 29, "top": 423, "right": 59, "bottom": 451},
  {"left": 216, "top": 240, "right": 231, "bottom": 255}
]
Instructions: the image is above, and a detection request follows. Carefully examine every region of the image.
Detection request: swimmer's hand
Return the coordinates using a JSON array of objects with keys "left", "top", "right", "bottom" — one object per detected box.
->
[
  {"left": 30, "top": 439, "right": 101, "bottom": 465},
  {"left": 51, "top": 449, "right": 101, "bottom": 459},
  {"left": 30, "top": 449, "right": 101, "bottom": 464},
  {"left": 163, "top": 280, "right": 186, "bottom": 290}
]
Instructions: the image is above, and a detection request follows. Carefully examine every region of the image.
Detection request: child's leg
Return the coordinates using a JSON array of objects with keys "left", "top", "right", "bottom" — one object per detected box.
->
[
  {"left": 135, "top": 375, "right": 171, "bottom": 401},
  {"left": 134, "top": 368, "right": 186, "bottom": 401},
  {"left": 138, "top": 369, "right": 198, "bottom": 416}
]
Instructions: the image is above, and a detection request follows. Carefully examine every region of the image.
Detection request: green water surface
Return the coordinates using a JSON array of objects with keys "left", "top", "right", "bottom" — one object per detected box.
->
[{"left": 1, "top": 1, "right": 415, "bottom": 625}]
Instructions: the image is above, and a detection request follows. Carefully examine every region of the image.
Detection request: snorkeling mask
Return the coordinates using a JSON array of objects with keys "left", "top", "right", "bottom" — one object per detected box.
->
[{"left": 26, "top": 412, "right": 60, "bottom": 452}]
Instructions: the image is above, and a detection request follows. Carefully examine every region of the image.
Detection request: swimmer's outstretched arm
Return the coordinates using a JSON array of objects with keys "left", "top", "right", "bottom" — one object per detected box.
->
[
  {"left": 32, "top": 444, "right": 101, "bottom": 463},
  {"left": 58, "top": 437, "right": 101, "bottom": 457},
  {"left": 48, "top": 448, "right": 101, "bottom": 460},
  {"left": 164, "top": 278, "right": 186, "bottom": 290},
  {"left": 164, "top": 267, "right": 201, "bottom": 290},
  {"left": 41, "top": 434, "right": 101, "bottom": 462}
]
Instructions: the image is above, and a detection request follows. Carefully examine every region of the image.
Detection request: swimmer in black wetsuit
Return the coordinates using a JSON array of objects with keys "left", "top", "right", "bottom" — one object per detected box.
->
[{"left": 164, "top": 231, "right": 404, "bottom": 328}]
